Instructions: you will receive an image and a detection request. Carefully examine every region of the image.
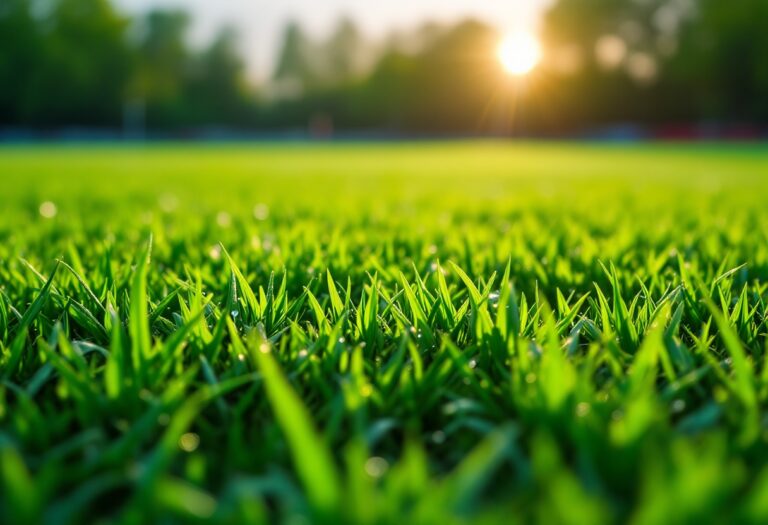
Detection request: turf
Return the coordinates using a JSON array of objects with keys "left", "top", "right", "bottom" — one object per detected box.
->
[{"left": 1, "top": 142, "right": 768, "bottom": 524}]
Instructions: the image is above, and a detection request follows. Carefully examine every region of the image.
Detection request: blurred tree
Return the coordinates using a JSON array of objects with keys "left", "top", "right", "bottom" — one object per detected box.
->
[
  {"left": 325, "top": 17, "right": 365, "bottom": 83},
  {"left": 134, "top": 10, "right": 189, "bottom": 98},
  {"left": 538, "top": 0, "right": 768, "bottom": 129},
  {"left": 273, "top": 21, "right": 315, "bottom": 96},
  {"left": 365, "top": 20, "right": 501, "bottom": 132},
  {"left": 0, "top": 0, "right": 41, "bottom": 124},
  {"left": 186, "top": 27, "right": 250, "bottom": 124},
  {"left": 361, "top": 51, "right": 418, "bottom": 129},
  {"left": 2, "top": 0, "right": 132, "bottom": 126},
  {"left": 673, "top": 0, "right": 768, "bottom": 122},
  {"left": 133, "top": 11, "right": 255, "bottom": 128},
  {"left": 540, "top": 0, "right": 680, "bottom": 129},
  {"left": 3, "top": 0, "right": 766, "bottom": 133},
  {"left": 132, "top": 9, "right": 190, "bottom": 126}
]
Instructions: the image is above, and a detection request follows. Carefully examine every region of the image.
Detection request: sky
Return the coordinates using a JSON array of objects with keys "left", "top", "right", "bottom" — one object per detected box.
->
[{"left": 114, "top": 0, "right": 550, "bottom": 81}]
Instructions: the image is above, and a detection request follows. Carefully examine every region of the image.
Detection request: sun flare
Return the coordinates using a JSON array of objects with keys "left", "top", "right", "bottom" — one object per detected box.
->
[{"left": 497, "top": 31, "right": 542, "bottom": 76}]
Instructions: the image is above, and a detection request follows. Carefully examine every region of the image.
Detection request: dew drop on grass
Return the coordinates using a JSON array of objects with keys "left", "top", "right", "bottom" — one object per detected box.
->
[
  {"left": 39, "top": 201, "right": 57, "bottom": 218},
  {"left": 216, "top": 211, "right": 232, "bottom": 227},
  {"left": 158, "top": 193, "right": 178, "bottom": 212},
  {"left": 231, "top": 310, "right": 239, "bottom": 319},
  {"left": 253, "top": 203, "right": 270, "bottom": 221},
  {"left": 671, "top": 399, "right": 686, "bottom": 413},
  {"left": 179, "top": 432, "right": 200, "bottom": 452},
  {"left": 364, "top": 457, "right": 389, "bottom": 478}
]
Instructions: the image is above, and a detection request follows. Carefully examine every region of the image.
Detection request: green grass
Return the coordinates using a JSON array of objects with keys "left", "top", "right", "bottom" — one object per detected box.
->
[{"left": 1, "top": 141, "right": 768, "bottom": 524}]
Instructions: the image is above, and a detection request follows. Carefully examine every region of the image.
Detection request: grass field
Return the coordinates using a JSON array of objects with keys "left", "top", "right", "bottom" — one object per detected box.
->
[{"left": 2, "top": 142, "right": 768, "bottom": 524}]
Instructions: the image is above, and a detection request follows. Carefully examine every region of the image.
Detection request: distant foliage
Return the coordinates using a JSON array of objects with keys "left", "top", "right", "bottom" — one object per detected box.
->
[{"left": 0, "top": 0, "right": 766, "bottom": 131}]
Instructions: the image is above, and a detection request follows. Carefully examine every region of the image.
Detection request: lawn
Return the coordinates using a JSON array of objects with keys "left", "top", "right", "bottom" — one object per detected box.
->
[{"left": 1, "top": 142, "right": 768, "bottom": 524}]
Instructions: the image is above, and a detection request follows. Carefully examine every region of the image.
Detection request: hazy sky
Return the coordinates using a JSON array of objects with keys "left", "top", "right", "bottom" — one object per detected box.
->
[{"left": 115, "top": 0, "right": 549, "bottom": 81}]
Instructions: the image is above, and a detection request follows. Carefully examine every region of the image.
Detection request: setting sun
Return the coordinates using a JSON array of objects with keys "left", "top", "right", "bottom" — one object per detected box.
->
[{"left": 497, "top": 31, "right": 542, "bottom": 76}]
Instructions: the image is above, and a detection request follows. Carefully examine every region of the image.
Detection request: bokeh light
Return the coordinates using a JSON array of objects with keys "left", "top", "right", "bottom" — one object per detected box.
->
[{"left": 497, "top": 31, "right": 542, "bottom": 76}]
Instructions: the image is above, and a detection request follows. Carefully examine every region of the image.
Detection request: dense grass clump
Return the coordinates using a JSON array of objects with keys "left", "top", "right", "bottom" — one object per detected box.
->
[{"left": 1, "top": 142, "right": 768, "bottom": 524}]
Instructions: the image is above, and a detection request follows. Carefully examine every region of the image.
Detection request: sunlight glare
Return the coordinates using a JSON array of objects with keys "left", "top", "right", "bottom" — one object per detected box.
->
[{"left": 498, "top": 31, "right": 542, "bottom": 76}]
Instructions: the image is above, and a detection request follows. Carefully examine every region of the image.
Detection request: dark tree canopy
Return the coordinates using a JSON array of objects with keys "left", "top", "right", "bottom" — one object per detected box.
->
[
  {"left": 0, "top": 0, "right": 765, "bottom": 132},
  {"left": 1, "top": 0, "right": 131, "bottom": 126}
]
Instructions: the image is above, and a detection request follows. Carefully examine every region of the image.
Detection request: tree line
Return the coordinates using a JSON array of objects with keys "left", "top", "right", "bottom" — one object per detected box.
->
[
  {"left": 0, "top": 0, "right": 249, "bottom": 130},
  {"left": 1, "top": 0, "right": 766, "bottom": 134}
]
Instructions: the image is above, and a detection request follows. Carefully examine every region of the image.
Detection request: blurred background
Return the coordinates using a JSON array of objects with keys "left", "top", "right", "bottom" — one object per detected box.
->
[{"left": 1, "top": 0, "right": 766, "bottom": 140}]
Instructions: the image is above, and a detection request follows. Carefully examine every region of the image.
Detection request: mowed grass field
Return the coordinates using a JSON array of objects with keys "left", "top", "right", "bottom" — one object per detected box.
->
[{"left": 1, "top": 142, "right": 768, "bottom": 524}]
